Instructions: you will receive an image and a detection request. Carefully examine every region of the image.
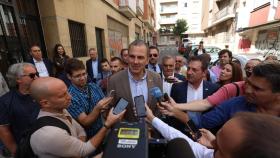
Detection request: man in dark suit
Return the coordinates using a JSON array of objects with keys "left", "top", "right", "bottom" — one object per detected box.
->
[
  {"left": 108, "top": 40, "right": 162, "bottom": 122},
  {"left": 146, "top": 45, "right": 162, "bottom": 74},
  {"left": 193, "top": 41, "right": 206, "bottom": 56},
  {"left": 168, "top": 56, "right": 219, "bottom": 132},
  {"left": 86, "top": 48, "right": 102, "bottom": 83},
  {"left": 160, "top": 55, "right": 186, "bottom": 96},
  {"left": 28, "top": 45, "right": 53, "bottom": 77}
]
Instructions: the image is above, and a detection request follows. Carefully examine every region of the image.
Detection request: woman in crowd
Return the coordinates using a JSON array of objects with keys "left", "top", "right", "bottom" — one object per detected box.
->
[
  {"left": 53, "top": 44, "right": 69, "bottom": 77},
  {"left": 216, "top": 62, "right": 243, "bottom": 87}
]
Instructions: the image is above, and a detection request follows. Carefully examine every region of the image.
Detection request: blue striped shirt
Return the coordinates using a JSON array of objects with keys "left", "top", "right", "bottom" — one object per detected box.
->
[{"left": 67, "top": 83, "right": 104, "bottom": 138}]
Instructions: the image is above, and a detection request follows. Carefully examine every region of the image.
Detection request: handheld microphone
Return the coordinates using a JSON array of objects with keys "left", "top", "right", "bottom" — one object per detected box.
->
[
  {"left": 166, "top": 138, "right": 195, "bottom": 158},
  {"left": 150, "top": 87, "right": 163, "bottom": 104}
]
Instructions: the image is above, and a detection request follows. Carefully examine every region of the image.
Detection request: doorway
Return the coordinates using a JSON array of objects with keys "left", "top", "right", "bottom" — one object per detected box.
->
[{"left": 95, "top": 27, "right": 104, "bottom": 59}]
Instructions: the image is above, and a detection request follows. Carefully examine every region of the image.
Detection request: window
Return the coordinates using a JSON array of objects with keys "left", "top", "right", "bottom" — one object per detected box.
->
[{"left": 68, "top": 20, "right": 87, "bottom": 57}]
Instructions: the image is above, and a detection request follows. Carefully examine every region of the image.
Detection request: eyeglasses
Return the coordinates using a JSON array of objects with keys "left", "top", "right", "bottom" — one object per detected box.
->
[
  {"left": 149, "top": 54, "right": 158, "bottom": 58},
  {"left": 21, "top": 72, "right": 39, "bottom": 79},
  {"left": 176, "top": 60, "right": 182, "bottom": 63},
  {"left": 72, "top": 73, "right": 87, "bottom": 79}
]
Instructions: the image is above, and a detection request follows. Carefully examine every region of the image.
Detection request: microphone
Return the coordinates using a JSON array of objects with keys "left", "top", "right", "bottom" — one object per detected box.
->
[
  {"left": 150, "top": 87, "right": 163, "bottom": 103},
  {"left": 166, "top": 138, "right": 195, "bottom": 158},
  {"left": 150, "top": 87, "right": 167, "bottom": 119}
]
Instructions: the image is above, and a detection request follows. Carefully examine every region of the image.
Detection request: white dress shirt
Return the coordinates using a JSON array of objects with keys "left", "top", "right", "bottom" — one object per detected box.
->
[
  {"left": 187, "top": 81, "right": 204, "bottom": 126},
  {"left": 152, "top": 117, "right": 214, "bottom": 158},
  {"left": 162, "top": 73, "right": 174, "bottom": 96},
  {"left": 91, "top": 59, "right": 98, "bottom": 79},
  {"left": 33, "top": 58, "right": 49, "bottom": 77}
]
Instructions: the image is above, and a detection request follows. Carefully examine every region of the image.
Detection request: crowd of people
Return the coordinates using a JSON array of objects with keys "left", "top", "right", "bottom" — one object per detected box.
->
[{"left": 0, "top": 39, "right": 279, "bottom": 158}]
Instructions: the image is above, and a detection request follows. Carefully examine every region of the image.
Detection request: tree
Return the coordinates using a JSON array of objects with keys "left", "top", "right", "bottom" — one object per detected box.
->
[{"left": 173, "top": 19, "right": 188, "bottom": 40}]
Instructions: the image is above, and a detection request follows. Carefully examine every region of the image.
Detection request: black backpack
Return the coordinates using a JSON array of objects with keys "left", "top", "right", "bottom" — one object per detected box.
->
[{"left": 15, "top": 116, "right": 71, "bottom": 158}]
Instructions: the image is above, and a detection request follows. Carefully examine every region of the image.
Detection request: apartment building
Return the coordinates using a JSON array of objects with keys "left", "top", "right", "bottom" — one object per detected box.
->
[
  {"left": 236, "top": 0, "right": 280, "bottom": 55},
  {"left": 202, "top": 0, "right": 238, "bottom": 50},
  {"left": 39, "top": 0, "right": 156, "bottom": 61},
  {"left": 156, "top": 0, "right": 204, "bottom": 45},
  {"left": 0, "top": 0, "right": 157, "bottom": 75}
]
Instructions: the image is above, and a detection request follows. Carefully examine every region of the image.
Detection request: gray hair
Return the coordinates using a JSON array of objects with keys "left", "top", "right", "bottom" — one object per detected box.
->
[
  {"left": 6, "top": 63, "right": 35, "bottom": 88},
  {"left": 161, "top": 55, "right": 175, "bottom": 64}
]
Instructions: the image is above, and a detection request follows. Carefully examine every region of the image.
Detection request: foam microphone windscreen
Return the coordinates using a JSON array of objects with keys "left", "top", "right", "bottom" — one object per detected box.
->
[
  {"left": 166, "top": 138, "right": 195, "bottom": 158},
  {"left": 150, "top": 87, "right": 163, "bottom": 100}
]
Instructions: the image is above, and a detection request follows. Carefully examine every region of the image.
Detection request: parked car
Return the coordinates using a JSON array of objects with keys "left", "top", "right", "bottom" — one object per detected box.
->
[{"left": 191, "top": 45, "right": 222, "bottom": 63}]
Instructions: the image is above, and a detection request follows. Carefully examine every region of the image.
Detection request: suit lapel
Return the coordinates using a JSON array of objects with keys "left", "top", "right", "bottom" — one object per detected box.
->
[
  {"left": 123, "top": 70, "right": 134, "bottom": 104},
  {"left": 202, "top": 81, "right": 209, "bottom": 98},
  {"left": 183, "top": 81, "right": 188, "bottom": 103},
  {"left": 147, "top": 71, "right": 155, "bottom": 105}
]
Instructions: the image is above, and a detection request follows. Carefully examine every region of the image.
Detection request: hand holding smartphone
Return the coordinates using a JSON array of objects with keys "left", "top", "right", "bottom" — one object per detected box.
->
[
  {"left": 113, "top": 98, "right": 129, "bottom": 115},
  {"left": 134, "top": 95, "right": 146, "bottom": 117},
  {"left": 186, "top": 120, "right": 202, "bottom": 141}
]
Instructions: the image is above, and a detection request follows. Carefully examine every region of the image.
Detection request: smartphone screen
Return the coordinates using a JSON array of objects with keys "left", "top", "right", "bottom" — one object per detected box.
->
[
  {"left": 113, "top": 98, "right": 129, "bottom": 115},
  {"left": 134, "top": 95, "right": 146, "bottom": 117}
]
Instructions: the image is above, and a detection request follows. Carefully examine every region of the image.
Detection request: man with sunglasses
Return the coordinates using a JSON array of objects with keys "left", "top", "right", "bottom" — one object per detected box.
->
[
  {"left": 0, "top": 63, "right": 40, "bottom": 156},
  {"left": 146, "top": 45, "right": 162, "bottom": 74}
]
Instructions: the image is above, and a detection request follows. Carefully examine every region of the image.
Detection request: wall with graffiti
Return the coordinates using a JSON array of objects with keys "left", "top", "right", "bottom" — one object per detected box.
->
[{"left": 255, "top": 28, "right": 280, "bottom": 57}]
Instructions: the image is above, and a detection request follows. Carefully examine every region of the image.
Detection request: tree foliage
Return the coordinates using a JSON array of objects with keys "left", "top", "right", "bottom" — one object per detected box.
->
[{"left": 173, "top": 19, "right": 188, "bottom": 39}]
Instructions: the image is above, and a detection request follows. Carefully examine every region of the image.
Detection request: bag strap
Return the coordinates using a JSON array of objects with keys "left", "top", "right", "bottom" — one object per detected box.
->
[
  {"left": 31, "top": 116, "right": 71, "bottom": 135},
  {"left": 232, "top": 82, "right": 240, "bottom": 97}
]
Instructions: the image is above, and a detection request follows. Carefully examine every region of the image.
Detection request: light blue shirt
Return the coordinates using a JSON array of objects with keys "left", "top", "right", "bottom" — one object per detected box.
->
[
  {"left": 128, "top": 69, "right": 148, "bottom": 104},
  {"left": 148, "top": 63, "right": 161, "bottom": 73},
  {"left": 91, "top": 59, "right": 98, "bottom": 79}
]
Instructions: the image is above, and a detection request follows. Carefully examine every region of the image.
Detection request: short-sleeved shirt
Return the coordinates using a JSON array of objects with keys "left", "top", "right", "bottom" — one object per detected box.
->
[
  {"left": 67, "top": 83, "right": 104, "bottom": 138},
  {"left": 0, "top": 90, "right": 40, "bottom": 143},
  {"left": 207, "top": 81, "right": 245, "bottom": 106}
]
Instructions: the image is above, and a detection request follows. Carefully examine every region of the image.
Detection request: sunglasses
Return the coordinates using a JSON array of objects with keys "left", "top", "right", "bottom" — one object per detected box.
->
[
  {"left": 149, "top": 54, "right": 158, "bottom": 57},
  {"left": 21, "top": 72, "right": 39, "bottom": 79}
]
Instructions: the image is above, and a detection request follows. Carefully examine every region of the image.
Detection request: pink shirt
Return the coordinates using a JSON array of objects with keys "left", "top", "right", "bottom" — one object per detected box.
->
[
  {"left": 207, "top": 81, "right": 245, "bottom": 106},
  {"left": 210, "top": 65, "right": 222, "bottom": 79}
]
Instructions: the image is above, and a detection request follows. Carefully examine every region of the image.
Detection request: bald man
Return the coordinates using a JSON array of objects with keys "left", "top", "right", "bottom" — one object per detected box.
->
[{"left": 29, "top": 77, "right": 125, "bottom": 157}]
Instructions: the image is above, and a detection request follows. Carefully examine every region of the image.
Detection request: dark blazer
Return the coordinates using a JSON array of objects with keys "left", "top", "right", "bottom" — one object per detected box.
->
[
  {"left": 145, "top": 64, "right": 163, "bottom": 74},
  {"left": 28, "top": 58, "right": 53, "bottom": 77},
  {"left": 86, "top": 59, "right": 102, "bottom": 83},
  {"left": 170, "top": 80, "right": 219, "bottom": 103},
  {"left": 108, "top": 69, "right": 163, "bottom": 122},
  {"left": 168, "top": 80, "right": 219, "bottom": 133},
  {"left": 193, "top": 48, "right": 206, "bottom": 56}
]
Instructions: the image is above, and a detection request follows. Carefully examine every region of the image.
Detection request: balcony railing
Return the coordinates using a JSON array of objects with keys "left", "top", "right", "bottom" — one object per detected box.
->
[
  {"left": 159, "top": 18, "right": 176, "bottom": 25},
  {"left": 136, "top": 0, "right": 144, "bottom": 16},
  {"left": 213, "top": 6, "right": 235, "bottom": 22},
  {"left": 119, "top": 0, "right": 136, "bottom": 18}
]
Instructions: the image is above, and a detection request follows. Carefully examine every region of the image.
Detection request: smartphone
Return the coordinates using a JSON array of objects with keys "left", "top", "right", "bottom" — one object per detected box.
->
[
  {"left": 134, "top": 95, "right": 146, "bottom": 117},
  {"left": 113, "top": 98, "right": 129, "bottom": 115},
  {"left": 186, "top": 120, "right": 202, "bottom": 141},
  {"left": 107, "top": 90, "right": 115, "bottom": 97},
  {"left": 163, "top": 93, "right": 170, "bottom": 102}
]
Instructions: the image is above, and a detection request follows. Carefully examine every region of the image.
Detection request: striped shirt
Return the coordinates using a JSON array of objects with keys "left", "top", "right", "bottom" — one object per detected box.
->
[{"left": 67, "top": 83, "right": 104, "bottom": 138}]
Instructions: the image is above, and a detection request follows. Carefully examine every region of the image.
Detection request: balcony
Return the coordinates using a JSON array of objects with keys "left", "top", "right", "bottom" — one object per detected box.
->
[
  {"left": 160, "top": 8, "right": 177, "bottom": 15},
  {"left": 136, "top": 0, "right": 144, "bottom": 16},
  {"left": 159, "top": 18, "right": 176, "bottom": 25},
  {"left": 119, "top": 0, "right": 136, "bottom": 18},
  {"left": 213, "top": 6, "right": 235, "bottom": 22},
  {"left": 160, "top": 0, "right": 178, "bottom": 3}
]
